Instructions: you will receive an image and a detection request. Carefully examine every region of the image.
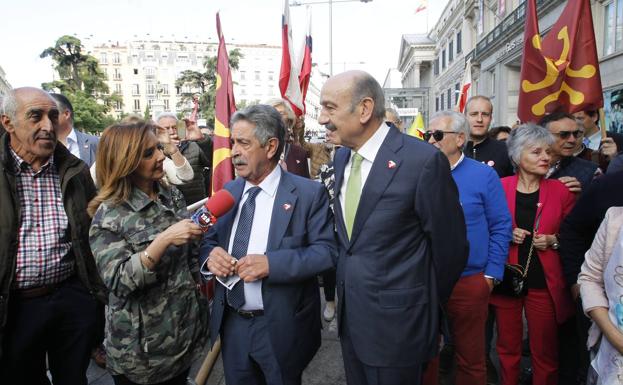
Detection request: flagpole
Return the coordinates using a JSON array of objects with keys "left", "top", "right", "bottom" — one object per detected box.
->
[
  {"left": 600, "top": 108, "right": 607, "bottom": 140},
  {"left": 329, "top": 0, "right": 333, "bottom": 75}
]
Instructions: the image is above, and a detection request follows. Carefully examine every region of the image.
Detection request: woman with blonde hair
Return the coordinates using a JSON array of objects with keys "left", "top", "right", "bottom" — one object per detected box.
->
[{"left": 88, "top": 121, "right": 208, "bottom": 385}]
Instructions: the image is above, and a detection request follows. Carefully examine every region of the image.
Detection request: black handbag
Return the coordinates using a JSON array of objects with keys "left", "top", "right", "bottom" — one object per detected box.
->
[{"left": 493, "top": 241, "right": 535, "bottom": 297}]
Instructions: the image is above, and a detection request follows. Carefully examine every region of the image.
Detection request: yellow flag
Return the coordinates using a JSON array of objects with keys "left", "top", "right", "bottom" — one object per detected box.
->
[{"left": 407, "top": 112, "right": 425, "bottom": 140}]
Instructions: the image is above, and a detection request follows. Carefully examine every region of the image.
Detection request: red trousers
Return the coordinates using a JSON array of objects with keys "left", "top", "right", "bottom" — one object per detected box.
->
[
  {"left": 446, "top": 273, "right": 490, "bottom": 385},
  {"left": 492, "top": 289, "right": 558, "bottom": 385}
]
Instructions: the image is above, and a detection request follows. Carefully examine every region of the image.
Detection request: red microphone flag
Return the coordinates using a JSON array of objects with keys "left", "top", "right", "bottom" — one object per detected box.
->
[
  {"left": 517, "top": 0, "right": 603, "bottom": 123},
  {"left": 211, "top": 13, "right": 236, "bottom": 196}
]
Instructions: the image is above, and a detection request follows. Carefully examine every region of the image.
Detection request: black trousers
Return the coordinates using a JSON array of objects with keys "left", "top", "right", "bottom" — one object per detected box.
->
[
  {"left": 112, "top": 368, "right": 190, "bottom": 385},
  {"left": 1, "top": 276, "right": 99, "bottom": 385},
  {"left": 322, "top": 267, "right": 336, "bottom": 302}
]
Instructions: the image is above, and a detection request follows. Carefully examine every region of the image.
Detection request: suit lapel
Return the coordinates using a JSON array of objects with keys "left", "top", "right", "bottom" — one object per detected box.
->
[
  {"left": 333, "top": 148, "right": 350, "bottom": 247},
  {"left": 348, "top": 129, "right": 403, "bottom": 247},
  {"left": 267, "top": 172, "right": 297, "bottom": 249}
]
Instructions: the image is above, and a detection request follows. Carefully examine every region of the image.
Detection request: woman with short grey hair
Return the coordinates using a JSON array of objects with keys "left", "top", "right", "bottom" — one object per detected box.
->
[{"left": 490, "top": 123, "right": 576, "bottom": 385}]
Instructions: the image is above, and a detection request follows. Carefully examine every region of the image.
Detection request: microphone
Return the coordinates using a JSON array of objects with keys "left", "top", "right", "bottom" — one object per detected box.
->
[{"left": 191, "top": 189, "right": 235, "bottom": 232}]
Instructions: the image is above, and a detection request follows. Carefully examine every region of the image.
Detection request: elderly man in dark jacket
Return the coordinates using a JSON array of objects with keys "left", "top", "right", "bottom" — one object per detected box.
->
[{"left": 0, "top": 87, "right": 107, "bottom": 385}]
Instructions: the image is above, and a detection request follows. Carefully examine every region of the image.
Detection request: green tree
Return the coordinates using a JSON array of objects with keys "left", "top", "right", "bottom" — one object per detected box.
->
[
  {"left": 175, "top": 48, "right": 242, "bottom": 126},
  {"left": 40, "top": 35, "right": 121, "bottom": 132}
]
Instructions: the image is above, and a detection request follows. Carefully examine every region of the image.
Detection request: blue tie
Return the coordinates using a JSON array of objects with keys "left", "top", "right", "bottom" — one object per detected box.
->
[{"left": 227, "top": 186, "right": 262, "bottom": 310}]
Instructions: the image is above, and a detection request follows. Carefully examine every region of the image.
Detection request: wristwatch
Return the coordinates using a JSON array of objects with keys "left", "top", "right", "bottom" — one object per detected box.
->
[{"left": 551, "top": 239, "right": 560, "bottom": 250}]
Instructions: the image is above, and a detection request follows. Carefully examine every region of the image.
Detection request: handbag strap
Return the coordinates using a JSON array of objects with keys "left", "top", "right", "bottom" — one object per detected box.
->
[{"left": 520, "top": 205, "right": 543, "bottom": 279}]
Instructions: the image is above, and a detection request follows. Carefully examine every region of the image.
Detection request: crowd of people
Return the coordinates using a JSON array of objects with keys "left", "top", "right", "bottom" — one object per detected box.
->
[{"left": 1, "top": 68, "right": 623, "bottom": 385}]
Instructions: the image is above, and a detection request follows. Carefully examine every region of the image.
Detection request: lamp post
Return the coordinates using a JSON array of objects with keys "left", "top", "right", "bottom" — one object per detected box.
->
[{"left": 290, "top": 0, "right": 372, "bottom": 76}]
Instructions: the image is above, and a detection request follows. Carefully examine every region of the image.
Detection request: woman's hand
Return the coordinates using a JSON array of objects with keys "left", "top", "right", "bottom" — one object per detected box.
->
[
  {"left": 589, "top": 307, "right": 623, "bottom": 355},
  {"left": 533, "top": 233, "right": 554, "bottom": 251},
  {"left": 513, "top": 228, "right": 531, "bottom": 245},
  {"left": 161, "top": 219, "right": 203, "bottom": 246}
]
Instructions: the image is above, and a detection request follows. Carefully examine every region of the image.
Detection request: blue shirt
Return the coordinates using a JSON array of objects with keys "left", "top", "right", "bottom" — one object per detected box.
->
[{"left": 451, "top": 156, "right": 512, "bottom": 280}]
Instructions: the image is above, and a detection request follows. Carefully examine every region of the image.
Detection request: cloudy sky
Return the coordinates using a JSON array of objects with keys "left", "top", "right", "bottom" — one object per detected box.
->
[{"left": 1, "top": 0, "right": 448, "bottom": 88}]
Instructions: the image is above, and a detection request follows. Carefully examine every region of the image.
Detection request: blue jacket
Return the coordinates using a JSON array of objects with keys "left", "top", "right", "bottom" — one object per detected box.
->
[{"left": 452, "top": 156, "right": 512, "bottom": 280}]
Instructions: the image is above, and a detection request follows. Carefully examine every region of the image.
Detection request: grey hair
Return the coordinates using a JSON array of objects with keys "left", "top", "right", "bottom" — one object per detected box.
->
[
  {"left": 264, "top": 97, "right": 295, "bottom": 130},
  {"left": 506, "top": 123, "right": 554, "bottom": 167},
  {"left": 430, "top": 110, "right": 470, "bottom": 149},
  {"left": 155, "top": 112, "right": 178, "bottom": 124},
  {"left": 350, "top": 72, "right": 386, "bottom": 121},
  {"left": 230, "top": 104, "right": 286, "bottom": 162},
  {"left": 1, "top": 89, "right": 17, "bottom": 120}
]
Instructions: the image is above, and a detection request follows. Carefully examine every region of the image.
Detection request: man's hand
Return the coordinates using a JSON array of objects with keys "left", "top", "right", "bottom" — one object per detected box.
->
[
  {"left": 600, "top": 137, "right": 618, "bottom": 160},
  {"left": 207, "top": 247, "right": 237, "bottom": 278},
  {"left": 485, "top": 277, "right": 494, "bottom": 293},
  {"left": 169, "top": 132, "right": 181, "bottom": 146},
  {"left": 558, "top": 176, "right": 582, "bottom": 194},
  {"left": 237, "top": 254, "right": 270, "bottom": 282},
  {"left": 185, "top": 119, "right": 204, "bottom": 141}
]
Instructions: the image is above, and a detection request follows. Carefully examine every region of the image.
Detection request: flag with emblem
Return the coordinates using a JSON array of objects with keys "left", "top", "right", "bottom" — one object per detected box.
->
[
  {"left": 211, "top": 13, "right": 236, "bottom": 195},
  {"left": 517, "top": 0, "right": 602, "bottom": 123},
  {"left": 407, "top": 112, "right": 425, "bottom": 140}
]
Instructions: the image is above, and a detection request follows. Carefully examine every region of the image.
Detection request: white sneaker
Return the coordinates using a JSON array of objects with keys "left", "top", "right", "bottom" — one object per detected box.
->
[{"left": 323, "top": 301, "right": 336, "bottom": 321}]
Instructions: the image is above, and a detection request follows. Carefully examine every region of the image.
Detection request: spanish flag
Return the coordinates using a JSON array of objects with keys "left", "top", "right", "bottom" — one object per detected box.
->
[{"left": 211, "top": 13, "right": 236, "bottom": 195}]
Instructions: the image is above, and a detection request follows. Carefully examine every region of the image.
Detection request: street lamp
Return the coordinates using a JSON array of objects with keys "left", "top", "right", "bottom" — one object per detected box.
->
[{"left": 290, "top": 0, "right": 372, "bottom": 76}]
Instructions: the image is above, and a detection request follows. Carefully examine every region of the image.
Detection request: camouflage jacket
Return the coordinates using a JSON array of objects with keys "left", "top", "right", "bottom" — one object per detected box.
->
[{"left": 89, "top": 183, "right": 208, "bottom": 383}]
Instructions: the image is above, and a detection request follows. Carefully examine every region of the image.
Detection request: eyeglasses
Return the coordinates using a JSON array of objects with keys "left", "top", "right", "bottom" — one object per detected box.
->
[
  {"left": 424, "top": 130, "right": 458, "bottom": 142},
  {"left": 552, "top": 130, "right": 583, "bottom": 139}
]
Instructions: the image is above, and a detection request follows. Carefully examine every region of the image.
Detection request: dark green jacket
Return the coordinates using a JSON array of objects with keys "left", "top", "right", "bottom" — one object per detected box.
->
[{"left": 0, "top": 133, "right": 107, "bottom": 359}]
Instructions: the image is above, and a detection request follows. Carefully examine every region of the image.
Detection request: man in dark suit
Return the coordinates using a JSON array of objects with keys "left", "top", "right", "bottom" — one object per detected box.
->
[
  {"left": 318, "top": 70, "right": 469, "bottom": 385},
  {"left": 50, "top": 93, "right": 98, "bottom": 167},
  {"left": 200, "top": 104, "right": 336, "bottom": 385}
]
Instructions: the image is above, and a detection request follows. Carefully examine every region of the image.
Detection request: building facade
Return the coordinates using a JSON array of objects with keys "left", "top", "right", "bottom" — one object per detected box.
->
[
  {"left": 398, "top": 0, "right": 623, "bottom": 130},
  {"left": 0, "top": 65, "right": 11, "bottom": 96}
]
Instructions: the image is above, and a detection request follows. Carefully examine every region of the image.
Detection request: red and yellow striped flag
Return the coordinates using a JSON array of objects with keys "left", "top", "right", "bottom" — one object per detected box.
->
[{"left": 211, "top": 13, "right": 236, "bottom": 195}]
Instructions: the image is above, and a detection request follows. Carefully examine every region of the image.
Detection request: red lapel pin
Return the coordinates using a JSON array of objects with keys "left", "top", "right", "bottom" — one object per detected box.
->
[
  {"left": 388, "top": 160, "right": 396, "bottom": 169},
  {"left": 283, "top": 203, "right": 292, "bottom": 211}
]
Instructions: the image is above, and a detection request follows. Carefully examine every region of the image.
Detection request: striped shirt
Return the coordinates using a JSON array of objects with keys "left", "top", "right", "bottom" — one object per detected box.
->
[{"left": 11, "top": 149, "right": 74, "bottom": 289}]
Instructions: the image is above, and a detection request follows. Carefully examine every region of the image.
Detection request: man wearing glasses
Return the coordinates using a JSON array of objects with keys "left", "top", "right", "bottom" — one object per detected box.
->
[
  {"left": 538, "top": 111, "right": 600, "bottom": 194},
  {"left": 463, "top": 95, "right": 514, "bottom": 178}
]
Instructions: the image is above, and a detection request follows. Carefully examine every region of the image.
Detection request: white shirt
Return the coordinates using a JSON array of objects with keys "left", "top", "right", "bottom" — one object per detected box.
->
[
  {"left": 450, "top": 153, "right": 465, "bottom": 171},
  {"left": 339, "top": 123, "right": 390, "bottom": 219},
  {"left": 227, "top": 165, "right": 281, "bottom": 310},
  {"left": 65, "top": 128, "right": 81, "bottom": 159}
]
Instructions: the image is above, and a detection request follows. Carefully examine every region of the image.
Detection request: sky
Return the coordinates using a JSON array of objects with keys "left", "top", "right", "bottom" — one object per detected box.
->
[{"left": 1, "top": 0, "right": 448, "bottom": 88}]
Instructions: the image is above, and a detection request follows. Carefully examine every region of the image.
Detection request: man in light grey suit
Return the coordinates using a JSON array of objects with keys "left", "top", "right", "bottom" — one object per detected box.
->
[{"left": 51, "top": 93, "right": 99, "bottom": 166}]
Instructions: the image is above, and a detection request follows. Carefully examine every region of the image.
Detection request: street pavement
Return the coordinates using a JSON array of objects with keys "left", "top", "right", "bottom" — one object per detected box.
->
[{"left": 87, "top": 290, "right": 346, "bottom": 385}]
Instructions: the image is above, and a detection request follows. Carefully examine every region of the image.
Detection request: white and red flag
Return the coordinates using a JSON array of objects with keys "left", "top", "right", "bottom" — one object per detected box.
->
[
  {"left": 458, "top": 58, "right": 472, "bottom": 113},
  {"left": 279, "top": 0, "right": 304, "bottom": 116},
  {"left": 415, "top": 0, "right": 427, "bottom": 14},
  {"left": 298, "top": 8, "right": 312, "bottom": 114}
]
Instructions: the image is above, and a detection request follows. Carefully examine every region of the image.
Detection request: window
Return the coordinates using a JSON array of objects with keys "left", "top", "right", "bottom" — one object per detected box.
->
[
  {"left": 113, "top": 68, "right": 121, "bottom": 80},
  {"left": 440, "top": 93, "right": 445, "bottom": 110},
  {"left": 456, "top": 31, "right": 462, "bottom": 53},
  {"left": 133, "top": 68, "right": 139, "bottom": 75},
  {"left": 133, "top": 99, "right": 141, "bottom": 111},
  {"left": 100, "top": 53, "right": 107, "bottom": 64},
  {"left": 240, "top": 71, "right": 246, "bottom": 80},
  {"left": 147, "top": 83, "right": 156, "bottom": 95},
  {"left": 604, "top": 0, "right": 623, "bottom": 55},
  {"left": 447, "top": 89, "right": 452, "bottom": 109},
  {"left": 268, "top": 71, "right": 274, "bottom": 81},
  {"left": 114, "top": 100, "right": 122, "bottom": 110},
  {"left": 115, "top": 84, "right": 122, "bottom": 94},
  {"left": 449, "top": 41, "right": 454, "bottom": 62},
  {"left": 254, "top": 71, "right": 261, "bottom": 81},
  {"left": 455, "top": 83, "right": 460, "bottom": 104},
  {"left": 164, "top": 99, "right": 170, "bottom": 111},
  {"left": 442, "top": 49, "right": 446, "bottom": 70},
  {"left": 176, "top": 86, "right": 181, "bottom": 95},
  {"left": 162, "top": 84, "right": 169, "bottom": 95},
  {"left": 132, "top": 84, "right": 140, "bottom": 95},
  {"left": 113, "top": 52, "right": 121, "bottom": 64},
  {"left": 435, "top": 97, "right": 439, "bottom": 112},
  {"left": 145, "top": 67, "right": 155, "bottom": 79},
  {"left": 433, "top": 57, "right": 439, "bottom": 76}
]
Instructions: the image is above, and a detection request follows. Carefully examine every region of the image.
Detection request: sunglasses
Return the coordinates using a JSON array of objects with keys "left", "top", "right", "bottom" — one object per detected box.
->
[
  {"left": 424, "top": 130, "right": 458, "bottom": 142},
  {"left": 553, "top": 130, "right": 583, "bottom": 139}
]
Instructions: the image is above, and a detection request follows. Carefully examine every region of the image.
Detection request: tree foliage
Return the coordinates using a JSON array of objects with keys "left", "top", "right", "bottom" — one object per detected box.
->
[
  {"left": 40, "top": 35, "right": 121, "bottom": 132},
  {"left": 175, "top": 48, "right": 242, "bottom": 126}
]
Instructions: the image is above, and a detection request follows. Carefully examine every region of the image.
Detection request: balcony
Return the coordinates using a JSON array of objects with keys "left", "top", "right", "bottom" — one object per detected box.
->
[{"left": 466, "top": 0, "right": 565, "bottom": 63}]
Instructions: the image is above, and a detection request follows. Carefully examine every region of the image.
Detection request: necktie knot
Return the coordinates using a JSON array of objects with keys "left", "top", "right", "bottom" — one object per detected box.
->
[
  {"left": 246, "top": 186, "right": 261, "bottom": 202},
  {"left": 351, "top": 153, "right": 364, "bottom": 168}
]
